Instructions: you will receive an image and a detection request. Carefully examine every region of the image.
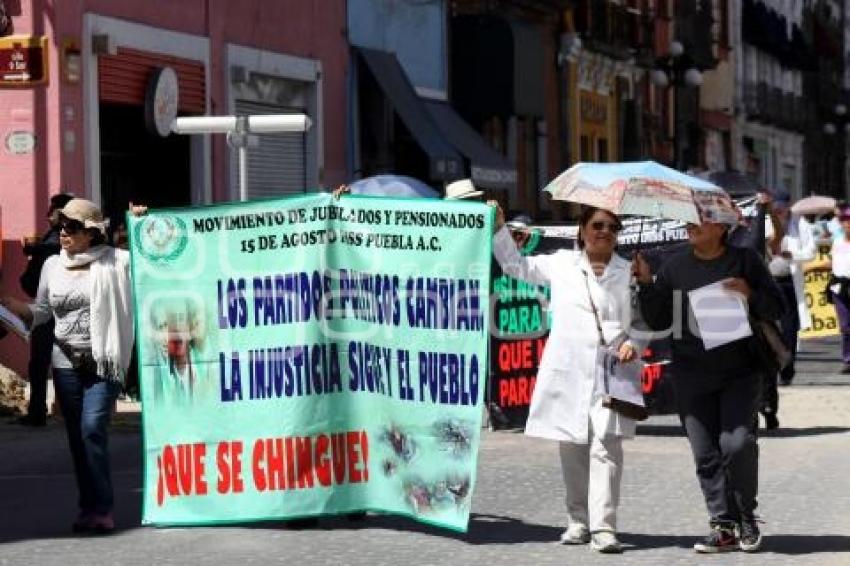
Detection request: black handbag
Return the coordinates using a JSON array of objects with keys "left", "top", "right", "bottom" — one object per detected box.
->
[
  {"left": 827, "top": 275, "right": 850, "bottom": 304},
  {"left": 749, "top": 317, "right": 791, "bottom": 376},
  {"left": 56, "top": 339, "right": 98, "bottom": 375}
]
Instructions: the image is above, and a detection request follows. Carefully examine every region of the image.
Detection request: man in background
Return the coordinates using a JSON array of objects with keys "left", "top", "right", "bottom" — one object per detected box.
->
[{"left": 16, "top": 192, "right": 74, "bottom": 426}]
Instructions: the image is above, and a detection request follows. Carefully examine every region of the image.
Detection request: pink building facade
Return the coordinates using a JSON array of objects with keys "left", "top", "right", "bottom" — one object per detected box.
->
[{"left": 0, "top": 0, "right": 348, "bottom": 375}]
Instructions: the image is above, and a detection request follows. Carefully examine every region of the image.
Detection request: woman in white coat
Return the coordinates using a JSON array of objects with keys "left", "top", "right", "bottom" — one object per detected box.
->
[
  {"left": 768, "top": 211, "right": 816, "bottom": 359},
  {"left": 490, "top": 202, "right": 646, "bottom": 554}
]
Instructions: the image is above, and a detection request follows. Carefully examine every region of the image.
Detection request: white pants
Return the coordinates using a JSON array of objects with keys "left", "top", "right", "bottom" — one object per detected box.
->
[{"left": 559, "top": 426, "right": 624, "bottom": 533}]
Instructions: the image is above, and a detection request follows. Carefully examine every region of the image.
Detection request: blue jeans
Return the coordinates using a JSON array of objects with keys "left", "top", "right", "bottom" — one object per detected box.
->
[{"left": 53, "top": 368, "right": 121, "bottom": 514}]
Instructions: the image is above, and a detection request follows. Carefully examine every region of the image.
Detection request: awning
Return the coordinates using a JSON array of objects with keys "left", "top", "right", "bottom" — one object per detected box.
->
[
  {"left": 356, "top": 47, "right": 463, "bottom": 181},
  {"left": 425, "top": 100, "right": 517, "bottom": 191}
]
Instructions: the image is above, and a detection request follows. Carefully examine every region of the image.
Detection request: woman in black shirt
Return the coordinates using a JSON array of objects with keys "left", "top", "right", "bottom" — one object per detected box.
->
[{"left": 634, "top": 211, "right": 784, "bottom": 554}]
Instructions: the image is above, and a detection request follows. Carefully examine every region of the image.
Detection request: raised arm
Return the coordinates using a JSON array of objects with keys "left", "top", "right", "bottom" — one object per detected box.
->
[
  {"left": 634, "top": 253, "right": 674, "bottom": 332},
  {"left": 741, "top": 248, "right": 787, "bottom": 321},
  {"left": 784, "top": 217, "right": 817, "bottom": 263},
  {"left": 487, "top": 201, "right": 556, "bottom": 285}
]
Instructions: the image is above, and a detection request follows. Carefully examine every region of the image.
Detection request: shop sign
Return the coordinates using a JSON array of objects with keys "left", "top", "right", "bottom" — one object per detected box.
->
[
  {"left": 0, "top": 36, "right": 48, "bottom": 86},
  {"left": 4, "top": 130, "right": 36, "bottom": 154}
]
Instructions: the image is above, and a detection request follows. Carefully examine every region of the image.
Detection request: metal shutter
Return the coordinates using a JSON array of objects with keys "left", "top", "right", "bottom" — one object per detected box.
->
[
  {"left": 234, "top": 99, "right": 308, "bottom": 199},
  {"left": 99, "top": 47, "right": 205, "bottom": 113}
]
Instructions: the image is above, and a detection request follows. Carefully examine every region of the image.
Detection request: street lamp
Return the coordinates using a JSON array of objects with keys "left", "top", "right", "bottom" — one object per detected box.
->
[
  {"left": 170, "top": 114, "right": 312, "bottom": 201},
  {"left": 650, "top": 41, "right": 703, "bottom": 170}
]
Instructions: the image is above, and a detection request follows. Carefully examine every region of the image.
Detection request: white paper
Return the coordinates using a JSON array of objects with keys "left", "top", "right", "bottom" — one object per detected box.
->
[
  {"left": 687, "top": 281, "right": 752, "bottom": 350},
  {"left": 0, "top": 304, "right": 30, "bottom": 340},
  {"left": 596, "top": 348, "right": 646, "bottom": 407}
]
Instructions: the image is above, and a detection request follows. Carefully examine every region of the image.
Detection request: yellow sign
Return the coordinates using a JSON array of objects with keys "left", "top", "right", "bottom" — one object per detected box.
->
[{"left": 800, "top": 244, "right": 839, "bottom": 339}]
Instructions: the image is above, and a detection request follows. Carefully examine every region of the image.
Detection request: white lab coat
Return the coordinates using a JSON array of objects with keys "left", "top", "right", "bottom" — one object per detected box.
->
[
  {"left": 493, "top": 228, "right": 646, "bottom": 444},
  {"left": 767, "top": 215, "right": 817, "bottom": 329}
]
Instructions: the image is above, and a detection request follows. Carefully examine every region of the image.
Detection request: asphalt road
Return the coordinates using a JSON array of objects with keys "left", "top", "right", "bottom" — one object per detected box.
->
[{"left": 1, "top": 338, "right": 849, "bottom": 565}]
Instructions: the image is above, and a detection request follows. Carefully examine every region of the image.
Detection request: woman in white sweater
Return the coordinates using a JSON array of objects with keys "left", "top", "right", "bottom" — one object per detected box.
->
[
  {"left": 490, "top": 201, "right": 646, "bottom": 553},
  {"left": 2, "top": 198, "right": 134, "bottom": 534}
]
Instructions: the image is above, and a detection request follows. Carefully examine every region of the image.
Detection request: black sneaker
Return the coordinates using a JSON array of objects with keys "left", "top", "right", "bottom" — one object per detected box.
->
[
  {"left": 693, "top": 524, "right": 738, "bottom": 553},
  {"left": 739, "top": 518, "right": 763, "bottom": 552},
  {"left": 763, "top": 413, "right": 779, "bottom": 431}
]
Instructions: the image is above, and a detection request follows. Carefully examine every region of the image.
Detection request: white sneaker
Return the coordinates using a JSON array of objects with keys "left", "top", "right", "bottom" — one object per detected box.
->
[
  {"left": 590, "top": 532, "right": 623, "bottom": 554},
  {"left": 559, "top": 524, "right": 590, "bottom": 545}
]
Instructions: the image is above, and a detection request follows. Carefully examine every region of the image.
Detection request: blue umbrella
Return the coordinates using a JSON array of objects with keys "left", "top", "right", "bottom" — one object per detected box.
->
[{"left": 347, "top": 175, "right": 440, "bottom": 198}]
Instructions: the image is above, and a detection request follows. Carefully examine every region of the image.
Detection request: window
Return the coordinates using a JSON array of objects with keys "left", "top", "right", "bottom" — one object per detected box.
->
[
  {"left": 580, "top": 135, "right": 592, "bottom": 161},
  {"left": 597, "top": 138, "right": 609, "bottom": 162}
]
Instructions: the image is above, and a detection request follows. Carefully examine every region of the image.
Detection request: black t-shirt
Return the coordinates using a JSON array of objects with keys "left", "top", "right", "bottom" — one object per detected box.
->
[
  {"left": 20, "top": 226, "right": 61, "bottom": 298},
  {"left": 638, "top": 245, "right": 785, "bottom": 378}
]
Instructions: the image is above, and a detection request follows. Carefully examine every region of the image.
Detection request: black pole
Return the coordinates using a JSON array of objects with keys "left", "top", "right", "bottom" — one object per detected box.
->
[{"left": 674, "top": 85, "right": 681, "bottom": 170}]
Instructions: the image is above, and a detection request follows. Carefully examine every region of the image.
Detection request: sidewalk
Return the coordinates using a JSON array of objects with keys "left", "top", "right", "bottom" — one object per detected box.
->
[{"left": 795, "top": 336, "right": 850, "bottom": 386}]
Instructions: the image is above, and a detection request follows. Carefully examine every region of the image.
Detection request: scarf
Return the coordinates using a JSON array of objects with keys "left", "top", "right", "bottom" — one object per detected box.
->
[{"left": 60, "top": 245, "right": 135, "bottom": 383}]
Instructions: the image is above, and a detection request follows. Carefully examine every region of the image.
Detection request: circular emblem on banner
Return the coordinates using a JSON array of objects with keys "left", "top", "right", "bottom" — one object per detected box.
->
[
  {"left": 134, "top": 215, "right": 188, "bottom": 263},
  {"left": 145, "top": 66, "right": 180, "bottom": 137}
]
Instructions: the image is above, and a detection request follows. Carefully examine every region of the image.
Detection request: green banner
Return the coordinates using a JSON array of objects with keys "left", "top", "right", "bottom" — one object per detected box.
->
[{"left": 128, "top": 193, "right": 492, "bottom": 531}]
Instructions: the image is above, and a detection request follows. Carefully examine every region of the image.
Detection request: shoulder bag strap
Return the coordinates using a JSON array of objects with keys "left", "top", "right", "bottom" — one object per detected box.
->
[
  {"left": 582, "top": 270, "right": 611, "bottom": 395},
  {"left": 582, "top": 270, "right": 606, "bottom": 347}
]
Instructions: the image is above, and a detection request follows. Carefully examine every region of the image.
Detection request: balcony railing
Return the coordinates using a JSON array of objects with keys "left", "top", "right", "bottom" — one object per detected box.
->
[
  {"left": 757, "top": 83, "right": 771, "bottom": 123},
  {"left": 583, "top": 2, "right": 642, "bottom": 60},
  {"left": 766, "top": 87, "right": 783, "bottom": 124},
  {"left": 742, "top": 81, "right": 805, "bottom": 130},
  {"left": 743, "top": 81, "right": 760, "bottom": 117},
  {"left": 795, "top": 96, "right": 806, "bottom": 130},
  {"left": 779, "top": 92, "right": 795, "bottom": 130}
]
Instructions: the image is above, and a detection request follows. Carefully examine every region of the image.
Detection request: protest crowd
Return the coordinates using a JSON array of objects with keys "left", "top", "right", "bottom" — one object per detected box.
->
[
  {"left": 0, "top": 166, "right": 845, "bottom": 558},
  {"left": 3, "top": 2, "right": 850, "bottom": 561}
]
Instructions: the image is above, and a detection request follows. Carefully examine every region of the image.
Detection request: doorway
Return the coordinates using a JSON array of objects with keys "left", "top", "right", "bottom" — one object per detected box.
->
[{"left": 99, "top": 103, "right": 192, "bottom": 230}]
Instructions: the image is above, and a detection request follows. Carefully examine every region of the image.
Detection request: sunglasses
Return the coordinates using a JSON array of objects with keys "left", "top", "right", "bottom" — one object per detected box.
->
[
  {"left": 589, "top": 220, "right": 621, "bottom": 233},
  {"left": 59, "top": 219, "right": 85, "bottom": 235}
]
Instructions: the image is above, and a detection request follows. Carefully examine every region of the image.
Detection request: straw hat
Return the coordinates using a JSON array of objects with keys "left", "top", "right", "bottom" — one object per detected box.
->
[
  {"left": 445, "top": 179, "right": 483, "bottom": 200},
  {"left": 60, "top": 198, "right": 110, "bottom": 234}
]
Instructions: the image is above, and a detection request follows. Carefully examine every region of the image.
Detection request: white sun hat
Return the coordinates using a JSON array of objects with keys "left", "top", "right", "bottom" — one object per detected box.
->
[{"left": 445, "top": 179, "right": 483, "bottom": 200}]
